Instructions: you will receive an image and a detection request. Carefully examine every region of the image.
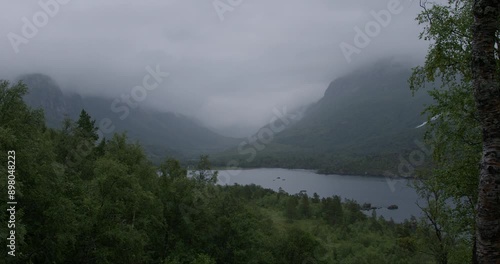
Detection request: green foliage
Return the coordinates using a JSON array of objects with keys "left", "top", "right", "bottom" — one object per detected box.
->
[
  {"left": 276, "top": 227, "right": 323, "bottom": 264},
  {"left": 0, "top": 79, "right": 447, "bottom": 263},
  {"left": 298, "top": 194, "right": 311, "bottom": 218},
  {"left": 321, "top": 196, "right": 344, "bottom": 225},
  {"left": 76, "top": 109, "right": 99, "bottom": 142},
  {"left": 410, "top": 0, "right": 481, "bottom": 261},
  {"left": 190, "top": 254, "right": 217, "bottom": 264},
  {"left": 20, "top": 73, "right": 239, "bottom": 161},
  {"left": 285, "top": 196, "right": 299, "bottom": 220},
  {"left": 191, "top": 155, "right": 218, "bottom": 184}
]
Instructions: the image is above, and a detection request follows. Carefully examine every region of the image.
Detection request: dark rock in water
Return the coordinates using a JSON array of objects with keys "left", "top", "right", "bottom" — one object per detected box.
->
[
  {"left": 361, "top": 203, "right": 372, "bottom": 210},
  {"left": 387, "top": 205, "right": 398, "bottom": 210}
]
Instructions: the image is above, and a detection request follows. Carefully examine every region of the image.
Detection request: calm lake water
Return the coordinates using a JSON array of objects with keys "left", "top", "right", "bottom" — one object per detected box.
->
[{"left": 217, "top": 168, "right": 421, "bottom": 222}]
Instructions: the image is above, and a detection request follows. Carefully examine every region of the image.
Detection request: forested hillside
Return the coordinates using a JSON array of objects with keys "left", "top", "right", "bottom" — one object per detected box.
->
[
  {"left": 2, "top": 0, "right": 498, "bottom": 261},
  {"left": 214, "top": 59, "right": 434, "bottom": 176},
  {"left": 19, "top": 73, "right": 239, "bottom": 162},
  {"left": 1, "top": 79, "right": 465, "bottom": 263}
]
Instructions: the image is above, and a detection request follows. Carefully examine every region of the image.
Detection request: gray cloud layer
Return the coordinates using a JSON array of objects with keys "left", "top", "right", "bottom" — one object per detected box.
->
[{"left": 1, "top": 0, "right": 428, "bottom": 137}]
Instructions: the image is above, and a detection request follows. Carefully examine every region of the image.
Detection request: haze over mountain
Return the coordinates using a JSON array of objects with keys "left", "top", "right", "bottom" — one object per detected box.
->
[
  {"left": 1, "top": 0, "right": 429, "bottom": 136},
  {"left": 214, "top": 59, "right": 433, "bottom": 175},
  {"left": 2, "top": 1, "right": 491, "bottom": 262},
  {"left": 20, "top": 73, "right": 240, "bottom": 162},
  {"left": 19, "top": 57, "right": 434, "bottom": 174}
]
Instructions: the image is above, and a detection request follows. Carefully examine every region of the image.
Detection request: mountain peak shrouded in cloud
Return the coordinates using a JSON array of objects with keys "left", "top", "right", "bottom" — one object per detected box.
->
[
  {"left": 19, "top": 73, "right": 84, "bottom": 127},
  {"left": 1, "top": 0, "right": 428, "bottom": 137},
  {"left": 214, "top": 58, "right": 433, "bottom": 175},
  {"left": 18, "top": 73, "right": 240, "bottom": 162}
]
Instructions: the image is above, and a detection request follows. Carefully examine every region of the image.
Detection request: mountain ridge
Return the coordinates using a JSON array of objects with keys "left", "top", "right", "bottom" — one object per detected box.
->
[
  {"left": 213, "top": 59, "right": 433, "bottom": 176},
  {"left": 19, "top": 73, "right": 240, "bottom": 162}
]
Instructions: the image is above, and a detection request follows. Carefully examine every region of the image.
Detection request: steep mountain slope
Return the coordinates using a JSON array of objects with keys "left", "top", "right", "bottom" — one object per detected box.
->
[
  {"left": 81, "top": 96, "right": 240, "bottom": 154},
  {"left": 21, "top": 73, "right": 84, "bottom": 127},
  {"left": 275, "top": 59, "right": 431, "bottom": 153},
  {"left": 19, "top": 74, "right": 239, "bottom": 161},
  {"left": 214, "top": 59, "right": 433, "bottom": 175}
]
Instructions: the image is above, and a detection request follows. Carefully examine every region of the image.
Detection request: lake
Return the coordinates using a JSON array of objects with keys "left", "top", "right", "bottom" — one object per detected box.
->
[{"left": 217, "top": 168, "right": 421, "bottom": 222}]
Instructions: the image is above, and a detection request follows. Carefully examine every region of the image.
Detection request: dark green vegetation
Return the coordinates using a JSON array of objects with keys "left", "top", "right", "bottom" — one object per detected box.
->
[
  {"left": 20, "top": 60, "right": 437, "bottom": 177},
  {"left": 214, "top": 59, "right": 434, "bottom": 176},
  {"left": 1, "top": 80, "right": 458, "bottom": 263},
  {"left": 19, "top": 62, "right": 435, "bottom": 177},
  {"left": 20, "top": 73, "right": 239, "bottom": 163},
  {"left": 404, "top": 0, "right": 500, "bottom": 261}
]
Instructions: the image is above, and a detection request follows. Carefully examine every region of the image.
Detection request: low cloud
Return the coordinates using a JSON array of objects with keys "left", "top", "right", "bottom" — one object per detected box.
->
[{"left": 0, "top": 0, "right": 428, "bottom": 136}]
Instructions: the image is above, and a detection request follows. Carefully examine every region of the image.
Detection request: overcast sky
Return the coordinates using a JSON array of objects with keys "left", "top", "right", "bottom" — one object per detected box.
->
[{"left": 1, "top": 0, "right": 429, "bottom": 137}]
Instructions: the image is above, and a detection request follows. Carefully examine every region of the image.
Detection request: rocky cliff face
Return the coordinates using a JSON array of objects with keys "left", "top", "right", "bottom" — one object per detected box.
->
[{"left": 20, "top": 74, "right": 83, "bottom": 127}]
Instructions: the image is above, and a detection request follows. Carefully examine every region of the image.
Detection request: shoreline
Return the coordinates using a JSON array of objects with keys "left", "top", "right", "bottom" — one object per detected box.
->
[{"left": 213, "top": 166, "right": 416, "bottom": 179}]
